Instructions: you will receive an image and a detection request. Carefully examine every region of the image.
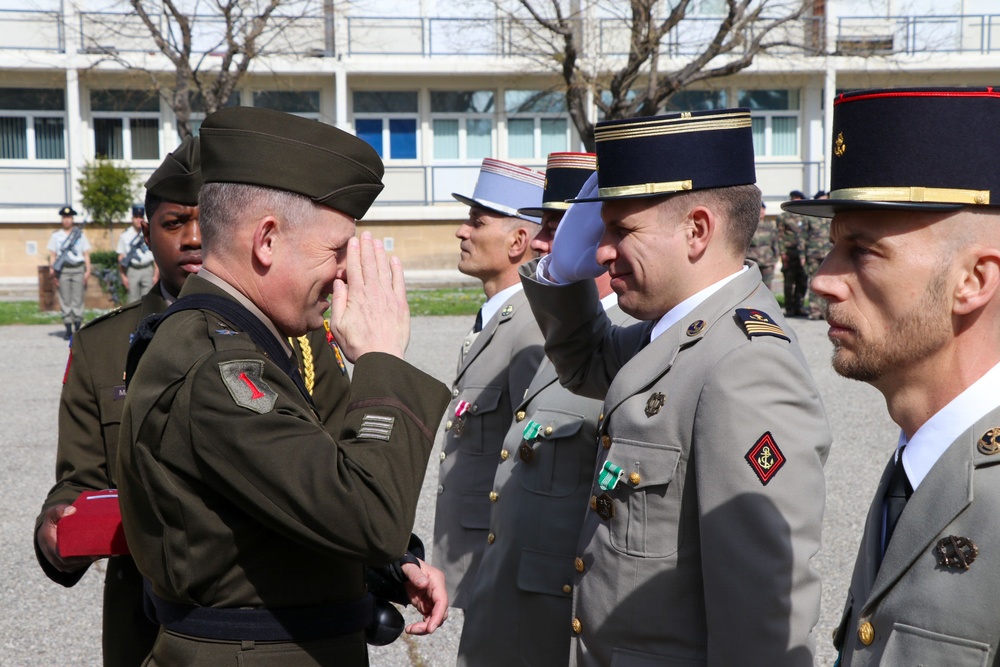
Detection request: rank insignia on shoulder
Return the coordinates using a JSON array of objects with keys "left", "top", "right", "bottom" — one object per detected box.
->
[
  {"left": 219, "top": 360, "right": 277, "bottom": 414},
  {"left": 735, "top": 308, "right": 789, "bottom": 342},
  {"left": 745, "top": 432, "right": 786, "bottom": 485},
  {"left": 359, "top": 414, "right": 395, "bottom": 442}
]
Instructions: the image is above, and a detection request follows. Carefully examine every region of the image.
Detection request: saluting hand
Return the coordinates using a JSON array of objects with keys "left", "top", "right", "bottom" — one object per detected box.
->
[{"left": 329, "top": 231, "right": 410, "bottom": 361}]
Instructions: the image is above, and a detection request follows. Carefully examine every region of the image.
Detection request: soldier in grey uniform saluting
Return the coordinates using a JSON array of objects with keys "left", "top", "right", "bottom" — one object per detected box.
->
[
  {"left": 520, "top": 108, "right": 832, "bottom": 666},
  {"left": 48, "top": 205, "right": 91, "bottom": 339},
  {"left": 117, "top": 204, "right": 157, "bottom": 303},
  {"left": 793, "top": 87, "right": 1000, "bottom": 666},
  {"left": 433, "top": 157, "right": 547, "bottom": 609}
]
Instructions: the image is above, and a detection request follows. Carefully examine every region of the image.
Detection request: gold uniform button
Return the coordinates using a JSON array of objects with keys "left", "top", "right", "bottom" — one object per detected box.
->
[
  {"left": 601, "top": 435, "right": 611, "bottom": 449},
  {"left": 562, "top": 584, "right": 572, "bottom": 594},
  {"left": 487, "top": 532, "right": 495, "bottom": 545},
  {"left": 571, "top": 618, "right": 582, "bottom": 634},
  {"left": 500, "top": 449, "right": 510, "bottom": 461},
  {"left": 858, "top": 621, "right": 874, "bottom": 646},
  {"left": 598, "top": 413, "right": 604, "bottom": 422},
  {"left": 589, "top": 495, "right": 597, "bottom": 510},
  {"left": 544, "top": 426, "right": 553, "bottom": 436},
  {"left": 489, "top": 491, "right": 498, "bottom": 502},
  {"left": 629, "top": 472, "right": 641, "bottom": 485},
  {"left": 445, "top": 420, "right": 453, "bottom": 431},
  {"left": 574, "top": 557, "right": 585, "bottom": 573},
  {"left": 516, "top": 410, "right": 526, "bottom": 422}
]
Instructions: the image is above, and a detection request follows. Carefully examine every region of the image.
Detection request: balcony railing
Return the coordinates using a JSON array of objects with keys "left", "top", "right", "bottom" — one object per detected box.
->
[{"left": 3, "top": 11, "right": 1000, "bottom": 58}]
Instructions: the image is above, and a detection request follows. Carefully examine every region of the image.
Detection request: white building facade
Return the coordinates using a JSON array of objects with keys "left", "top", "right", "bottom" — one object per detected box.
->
[{"left": 1, "top": 0, "right": 999, "bottom": 277}]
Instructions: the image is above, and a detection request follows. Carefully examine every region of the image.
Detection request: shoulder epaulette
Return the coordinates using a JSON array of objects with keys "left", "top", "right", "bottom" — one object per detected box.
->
[
  {"left": 79, "top": 300, "right": 141, "bottom": 331},
  {"left": 735, "top": 308, "right": 790, "bottom": 342}
]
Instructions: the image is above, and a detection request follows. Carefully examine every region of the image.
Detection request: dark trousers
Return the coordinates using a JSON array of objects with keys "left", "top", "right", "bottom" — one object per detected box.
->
[{"left": 782, "top": 252, "right": 807, "bottom": 315}]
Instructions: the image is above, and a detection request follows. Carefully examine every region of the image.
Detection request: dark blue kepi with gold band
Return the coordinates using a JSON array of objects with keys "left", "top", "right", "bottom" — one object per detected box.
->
[
  {"left": 570, "top": 108, "right": 756, "bottom": 202},
  {"left": 782, "top": 87, "right": 1000, "bottom": 218}
]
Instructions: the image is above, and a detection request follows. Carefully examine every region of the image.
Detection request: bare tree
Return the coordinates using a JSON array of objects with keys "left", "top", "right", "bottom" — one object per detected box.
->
[
  {"left": 77, "top": 0, "right": 328, "bottom": 138},
  {"left": 503, "top": 0, "right": 821, "bottom": 150}
]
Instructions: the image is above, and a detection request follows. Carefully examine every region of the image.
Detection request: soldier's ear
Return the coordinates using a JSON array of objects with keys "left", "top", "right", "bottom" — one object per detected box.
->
[
  {"left": 251, "top": 216, "right": 280, "bottom": 269},
  {"left": 141, "top": 221, "right": 152, "bottom": 247}
]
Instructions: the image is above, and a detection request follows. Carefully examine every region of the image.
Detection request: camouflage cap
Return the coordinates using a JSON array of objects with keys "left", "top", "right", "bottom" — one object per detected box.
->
[
  {"left": 144, "top": 136, "right": 202, "bottom": 206},
  {"left": 199, "top": 107, "right": 385, "bottom": 219}
]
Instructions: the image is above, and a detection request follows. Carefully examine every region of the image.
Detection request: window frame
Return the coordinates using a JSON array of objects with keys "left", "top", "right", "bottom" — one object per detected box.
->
[
  {"left": 0, "top": 109, "right": 67, "bottom": 161},
  {"left": 738, "top": 89, "right": 801, "bottom": 160},
  {"left": 352, "top": 91, "right": 420, "bottom": 162},
  {"left": 503, "top": 90, "right": 570, "bottom": 160},
  {"left": 429, "top": 90, "right": 496, "bottom": 163},
  {"left": 90, "top": 110, "right": 161, "bottom": 162}
]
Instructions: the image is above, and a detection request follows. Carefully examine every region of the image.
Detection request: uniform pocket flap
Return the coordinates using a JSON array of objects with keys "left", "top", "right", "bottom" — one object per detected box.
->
[
  {"left": 534, "top": 408, "right": 586, "bottom": 440},
  {"left": 516, "top": 548, "right": 573, "bottom": 597},
  {"left": 460, "top": 385, "right": 503, "bottom": 416},
  {"left": 459, "top": 492, "right": 492, "bottom": 529},
  {"left": 883, "top": 622, "right": 989, "bottom": 666},
  {"left": 607, "top": 439, "right": 682, "bottom": 488}
]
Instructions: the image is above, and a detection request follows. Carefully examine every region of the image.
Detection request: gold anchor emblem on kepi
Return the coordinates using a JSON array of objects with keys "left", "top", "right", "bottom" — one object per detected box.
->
[{"left": 834, "top": 131, "right": 846, "bottom": 157}]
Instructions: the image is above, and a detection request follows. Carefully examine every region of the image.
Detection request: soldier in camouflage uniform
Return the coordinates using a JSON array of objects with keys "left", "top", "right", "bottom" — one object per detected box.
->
[
  {"left": 778, "top": 190, "right": 807, "bottom": 316},
  {"left": 802, "top": 191, "right": 832, "bottom": 320},
  {"left": 746, "top": 201, "right": 780, "bottom": 290}
]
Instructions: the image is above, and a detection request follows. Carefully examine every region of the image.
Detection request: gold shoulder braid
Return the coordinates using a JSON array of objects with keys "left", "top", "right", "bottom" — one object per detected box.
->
[{"left": 291, "top": 335, "right": 316, "bottom": 395}]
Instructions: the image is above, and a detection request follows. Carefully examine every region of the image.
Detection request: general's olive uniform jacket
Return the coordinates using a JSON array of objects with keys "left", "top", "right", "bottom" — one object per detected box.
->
[
  {"left": 521, "top": 263, "right": 831, "bottom": 667},
  {"left": 116, "top": 275, "right": 448, "bottom": 666},
  {"left": 835, "top": 404, "right": 1000, "bottom": 666},
  {"left": 458, "top": 304, "right": 634, "bottom": 667},
  {"left": 34, "top": 286, "right": 351, "bottom": 667},
  {"left": 432, "top": 288, "right": 545, "bottom": 609},
  {"left": 35, "top": 288, "right": 165, "bottom": 667}
]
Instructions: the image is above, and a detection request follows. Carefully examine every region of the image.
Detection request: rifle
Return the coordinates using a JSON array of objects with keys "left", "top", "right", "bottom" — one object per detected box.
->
[
  {"left": 52, "top": 226, "right": 82, "bottom": 276},
  {"left": 119, "top": 232, "right": 148, "bottom": 269}
]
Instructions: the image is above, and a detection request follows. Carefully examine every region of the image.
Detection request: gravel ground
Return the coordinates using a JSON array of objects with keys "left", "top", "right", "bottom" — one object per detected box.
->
[{"left": 0, "top": 313, "right": 896, "bottom": 666}]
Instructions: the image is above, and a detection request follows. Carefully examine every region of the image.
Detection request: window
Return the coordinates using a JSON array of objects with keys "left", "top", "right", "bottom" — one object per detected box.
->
[
  {"left": 252, "top": 90, "right": 320, "bottom": 118},
  {"left": 186, "top": 92, "right": 242, "bottom": 138},
  {"left": 353, "top": 91, "right": 418, "bottom": 160},
  {"left": 430, "top": 90, "right": 494, "bottom": 161},
  {"left": 90, "top": 89, "right": 161, "bottom": 160},
  {"left": 504, "top": 90, "right": 568, "bottom": 158},
  {"left": 662, "top": 89, "right": 728, "bottom": 112},
  {"left": 0, "top": 88, "right": 66, "bottom": 160},
  {"left": 738, "top": 89, "right": 800, "bottom": 158}
]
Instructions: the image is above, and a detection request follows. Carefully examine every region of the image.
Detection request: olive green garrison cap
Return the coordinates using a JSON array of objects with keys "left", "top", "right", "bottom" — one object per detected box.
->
[
  {"left": 199, "top": 107, "right": 385, "bottom": 219},
  {"left": 144, "top": 135, "right": 202, "bottom": 206}
]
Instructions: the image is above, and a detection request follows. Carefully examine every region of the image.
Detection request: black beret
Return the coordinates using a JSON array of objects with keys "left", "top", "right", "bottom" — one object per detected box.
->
[
  {"left": 199, "top": 107, "right": 385, "bottom": 220},
  {"left": 58, "top": 206, "right": 77, "bottom": 217},
  {"left": 784, "top": 87, "right": 1000, "bottom": 218},
  {"left": 572, "top": 108, "right": 756, "bottom": 203},
  {"left": 144, "top": 136, "right": 202, "bottom": 206},
  {"left": 789, "top": 190, "right": 805, "bottom": 200},
  {"left": 131, "top": 204, "right": 145, "bottom": 217}
]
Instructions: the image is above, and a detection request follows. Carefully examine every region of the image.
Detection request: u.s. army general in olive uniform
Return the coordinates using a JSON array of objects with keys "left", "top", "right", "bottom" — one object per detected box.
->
[
  {"left": 433, "top": 158, "right": 547, "bottom": 609},
  {"left": 789, "top": 87, "right": 1000, "bottom": 666},
  {"left": 116, "top": 107, "right": 450, "bottom": 666},
  {"left": 522, "top": 109, "right": 831, "bottom": 666}
]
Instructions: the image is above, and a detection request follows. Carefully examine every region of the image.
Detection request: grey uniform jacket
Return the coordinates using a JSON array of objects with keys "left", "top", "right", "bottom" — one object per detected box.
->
[
  {"left": 459, "top": 304, "right": 634, "bottom": 667},
  {"left": 432, "top": 288, "right": 545, "bottom": 609},
  {"left": 520, "top": 262, "right": 831, "bottom": 667},
  {"left": 835, "top": 404, "right": 1000, "bottom": 666}
]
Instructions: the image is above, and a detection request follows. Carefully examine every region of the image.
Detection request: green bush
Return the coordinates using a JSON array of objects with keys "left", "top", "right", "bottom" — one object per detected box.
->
[
  {"left": 90, "top": 249, "right": 126, "bottom": 306},
  {"left": 78, "top": 158, "right": 137, "bottom": 237}
]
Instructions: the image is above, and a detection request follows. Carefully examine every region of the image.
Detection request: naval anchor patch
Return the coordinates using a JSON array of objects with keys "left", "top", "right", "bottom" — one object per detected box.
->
[
  {"left": 745, "top": 432, "right": 786, "bottom": 485},
  {"left": 219, "top": 360, "right": 277, "bottom": 414}
]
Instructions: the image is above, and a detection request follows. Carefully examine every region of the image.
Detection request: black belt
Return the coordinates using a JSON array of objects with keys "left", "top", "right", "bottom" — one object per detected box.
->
[{"left": 146, "top": 585, "right": 374, "bottom": 642}]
